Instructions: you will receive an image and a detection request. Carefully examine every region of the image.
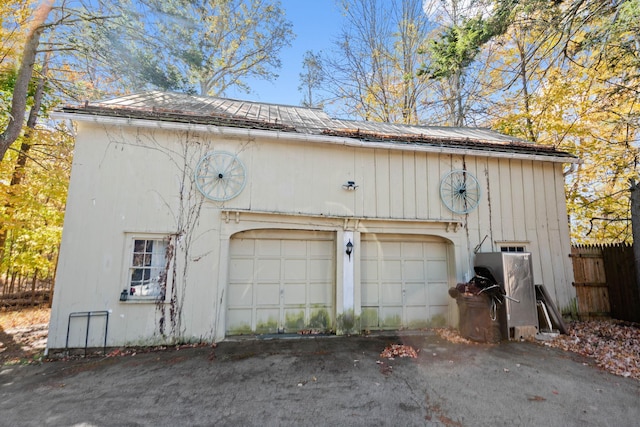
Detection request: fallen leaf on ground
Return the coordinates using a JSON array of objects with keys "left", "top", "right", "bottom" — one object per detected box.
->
[
  {"left": 542, "top": 320, "right": 640, "bottom": 381},
  {"left": 380, "top": 344, "right": 418, "bottom": 359}
]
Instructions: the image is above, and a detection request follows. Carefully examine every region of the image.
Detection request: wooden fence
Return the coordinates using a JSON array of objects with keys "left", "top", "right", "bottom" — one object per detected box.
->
[{"left": 571, "top": 244, "right": 640, "bottom": 323}]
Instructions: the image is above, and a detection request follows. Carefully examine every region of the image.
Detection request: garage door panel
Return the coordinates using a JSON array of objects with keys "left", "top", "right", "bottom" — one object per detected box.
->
[
  {"left": 230, "top": 239, "right": 255, "bottom": 256},
  {"left": 256, "top": 283, "right": 280, "bottom": 305},
  {"left": 428, "top": 282, "right": 449, "bottom": 305},
  {"left": 284, "top": 259, "right": 306, "bottom": 280},
  {"left": 283, "top": 283, "right": 306, "bottom": 304},
  {"left": 309, "top": 240, "right": 332, "bottom": 256},
  {"left": 227, "top": 309, "right": 252, "bottom": 333},
  {"left": 380, "top": 307, "right": 402, "bottom": 328},
  {"left": 362, "top": 243, "right": 379, "bottom": 259},
  {"left": 381, "top": 242, "right": 402, "bottom": 257},
  {"left": 284, "top": 309, "right": 306, "bottom": 330},
  {"left": 308, "top": 283, "right": 331, "bottom": 304},
  {"left": 228, "top": 232, "right": 335, "bottom": 335},
  {"left": 308, "top": 259, "right": 333, "bottom": 281},
  {"left": 424, "top": 242, "right": 445, "bottom": 254},
  {"left": 427, "top": 305, "right": 448, "bottom": 326},
  {"left": 405, "top": 283, "right": 427, "bottom": 304},
  {"left": 256, "top": 259, "right": 281, "bottom": 281},
  {"left": 256, "top": 309, "right": 279, "bottom": 333},
  {"left": 406, "top": 307, "right": 430, "bottom": 327},
  {"left": 282, "top": 240, "right": 306, "bottom": 256},
  {"left": 361, "top": 283, "right": 378, "bottom": 305},
  {"left": 361, "top": 307, "right": 379, "bottom": 328},
  {"left": 361, "top": 259, "right": 378, "bottom": 280},
  {"left": 403, "top": 242, "right": 424, "bottom": 256},
  {"left": 427, "top": 260, "right": 448, "bottom": 280},
  {"left": 381, "top": 282, "right": 402, "bottom": 304},
  {"left": 361, "top": 236, "right": 450, "bottom": 330},
  {"left": 381, "top": 260, "right": 402, "bottom": 281},
  {"left": 229, "top": 259, "right": 254, "bottom": 281},
  {"left": 404, "top": 260, "right": 426, "bottom": 281},
  {"left": 256, "top": 240, "right": 282, "bottom": 256},
  {"left": 228, "top": 284, "right": 252, "bottom": 306}
]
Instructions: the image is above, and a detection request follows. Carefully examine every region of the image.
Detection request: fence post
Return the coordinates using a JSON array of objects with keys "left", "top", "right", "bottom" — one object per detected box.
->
[{"left": 630, "top": 180, "right": 640, "bottom": 311}]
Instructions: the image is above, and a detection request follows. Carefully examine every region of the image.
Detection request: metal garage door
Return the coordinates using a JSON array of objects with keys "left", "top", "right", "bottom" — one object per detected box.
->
[
  {"left": 361, "top": 235, "right": 450, "bottom": 330},
  {"left": 227, "top": 230, "right": 335, "bottom": 335}
]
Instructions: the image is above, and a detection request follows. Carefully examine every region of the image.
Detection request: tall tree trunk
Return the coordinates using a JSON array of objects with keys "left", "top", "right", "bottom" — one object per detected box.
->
[
  {"left": 0, "top": 54, "right": 49, "bottom": 264},
  {"left": 516, "top": 37, "right": 536, "bottom": 143},
  {"left": 0, "top": 1, "right": 52, "bottom": 161},
  {"left": 630, "top": 179, "right": 640, "bottom": 308}
]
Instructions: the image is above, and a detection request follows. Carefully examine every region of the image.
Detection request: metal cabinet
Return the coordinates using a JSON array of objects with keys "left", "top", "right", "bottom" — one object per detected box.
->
[{"left": 474, "top": 252, "right": 538, "bottom": 339}]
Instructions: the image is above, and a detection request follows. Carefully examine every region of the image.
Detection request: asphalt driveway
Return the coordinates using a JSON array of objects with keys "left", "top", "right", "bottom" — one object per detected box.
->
[{"left": 1, "top": 332, "right": 639, "bottom": 427}]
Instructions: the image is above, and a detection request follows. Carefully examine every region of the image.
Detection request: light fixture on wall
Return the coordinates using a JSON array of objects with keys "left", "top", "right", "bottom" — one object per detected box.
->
[
  {"left": 346, "top": 240, "right": 354, "bottom": 260},
  {"left": 120, "top": 289, "right": 128, "bottom": 301},
  {"left": 342, "top": 180, "right": 358, "bottom": 190}
]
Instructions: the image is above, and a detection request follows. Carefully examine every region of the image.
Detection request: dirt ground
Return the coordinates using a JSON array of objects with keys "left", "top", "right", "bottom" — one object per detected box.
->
[{"left": 0, "top": 308, "right": 49, "bottom": 365}]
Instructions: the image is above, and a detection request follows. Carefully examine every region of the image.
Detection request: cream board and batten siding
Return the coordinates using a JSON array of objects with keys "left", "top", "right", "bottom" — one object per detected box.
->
[{"left": 48, "top": 116, "right": 575, "bottom": 349}]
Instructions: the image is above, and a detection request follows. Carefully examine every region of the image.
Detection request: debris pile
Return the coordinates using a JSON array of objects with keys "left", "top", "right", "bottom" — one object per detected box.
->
[
  {"left": 379, "top": 344, "right": 418, "bottom": 359},
  {"left": 543, "top": 320, "right": 640, "bottom": 380},
  {"left": 434, "top": 328, "right": 475, "bottom": 344}
]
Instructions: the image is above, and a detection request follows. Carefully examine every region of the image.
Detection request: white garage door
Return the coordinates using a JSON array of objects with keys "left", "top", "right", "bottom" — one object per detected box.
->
[
  {"left": 361, "top": 235, "right": 450, "bottom": 330},
  {"left": 227, "top": 230, "right": 335, "bottom": 335}
]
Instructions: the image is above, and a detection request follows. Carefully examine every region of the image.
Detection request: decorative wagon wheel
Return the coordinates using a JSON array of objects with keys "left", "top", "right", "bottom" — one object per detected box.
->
[
  {"left": 195, "top": 151, "right": 247, "bottom": 202},
  {"left": 439, "top": 170, "right": 481, "bottom": 214}
]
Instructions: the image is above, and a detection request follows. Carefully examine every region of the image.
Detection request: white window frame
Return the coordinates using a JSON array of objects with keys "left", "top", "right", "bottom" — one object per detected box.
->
[
  {"left": 121, "top": 234, "right": 173, "bottom": 302},
  {"left": 496, "top": 241, "right": 529, "bottom": 253}
]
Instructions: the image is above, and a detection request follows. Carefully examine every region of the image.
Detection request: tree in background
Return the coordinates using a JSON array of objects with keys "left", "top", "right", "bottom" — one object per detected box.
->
[
  {"left": 0, "top": 0, "right": 52, "bottom": 162},
  {"left": 487, "top": 0, "right": 640, "bottom": 243},
  {"left": 318, "top": 0, "right": 430, "bottom": 124},
  {"left": 419, "top": 0, "right": 516, "bottom": 126},
  {"left": 298, "top": 51, "right": 324, "bottom": 108},
  {"left": 80, "top": 0, "right": 294, "bottom": 97},
  {"left": 0, "top": 0, "right": 296, "bottom": 297}
]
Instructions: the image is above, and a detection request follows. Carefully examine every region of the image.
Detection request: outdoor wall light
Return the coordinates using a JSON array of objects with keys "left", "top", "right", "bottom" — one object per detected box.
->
[
  {"left": 120, "top": 289, "right": 128, "bottom": 301},
  {"left": 346, "top": 240, "right": 354, "bottom": 260},
  {"left": 342, "top": 180, "right": 358, "bottom": 190}
]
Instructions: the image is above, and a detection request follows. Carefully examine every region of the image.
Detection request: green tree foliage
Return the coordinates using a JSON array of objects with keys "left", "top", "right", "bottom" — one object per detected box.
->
[
  {"left": 0, "top": 65, "right": 70, "bottom": 293},
  {"left": 0, "top": 0, "right": 296, "bottom": 297},
  {"left": 80, "top": 0, "right": 294, "bottom": 96},
  {"left": 484, "top": 0, "right": 640, "bottom": 243},
  {"left": 416, "top": 0, "right": 507, "bottom": 126},
  {"left": 0, "top": 125, "right": 71, "bottom": 291},
  {"left": 421, "top": 0, "right": 516, "bottom": 80}
]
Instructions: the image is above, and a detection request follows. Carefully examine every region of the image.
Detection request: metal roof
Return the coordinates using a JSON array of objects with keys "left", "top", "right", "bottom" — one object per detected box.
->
[{"left": 60, "top": 91, "right": 577, "bottom": 160}]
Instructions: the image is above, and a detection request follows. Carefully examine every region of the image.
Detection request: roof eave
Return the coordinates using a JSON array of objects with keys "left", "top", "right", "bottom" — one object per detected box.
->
[{"left": 52, "top": 111, "right": 579, "bottom": 164}]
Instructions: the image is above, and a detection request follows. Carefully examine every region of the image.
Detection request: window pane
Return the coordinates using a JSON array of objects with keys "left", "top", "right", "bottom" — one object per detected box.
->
[
  {"left": 128, "top": 237, "right": 169, "bottom": 299},
  {"left": 501, "top": 246, "right": 526, "bottom": 253},
  {"left": 134, "top": 240, "right": 145, "bottom": 252},
  {"left": 132, "top": 253, "right": 144, "bottom": 266},
  {"left": 151, "top": 253, "right": 165, "bottom": 267}
]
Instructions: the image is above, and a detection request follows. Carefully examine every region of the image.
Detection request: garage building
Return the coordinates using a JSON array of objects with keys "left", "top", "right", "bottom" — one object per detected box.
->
[{"left": 47, "top": 91, "right": 577, "bottom": 349}]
